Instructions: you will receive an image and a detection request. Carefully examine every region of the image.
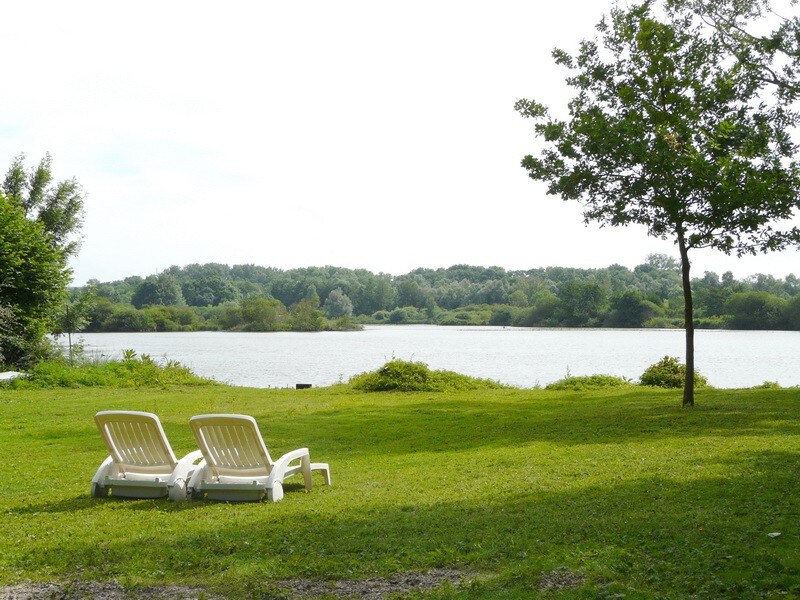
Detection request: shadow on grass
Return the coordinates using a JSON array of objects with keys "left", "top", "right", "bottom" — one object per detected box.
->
[
  {"left": 275, "top": 388, "right": 800, "bottom": 457},
  {"left": 8, "top": 481, "right": 317, "bottom": 516},
  {"left": 8, "top": 495, "right": 208, "bottom": 515},
  {"left": 7, "top": 450, "right": 799, "bottom": 597}
]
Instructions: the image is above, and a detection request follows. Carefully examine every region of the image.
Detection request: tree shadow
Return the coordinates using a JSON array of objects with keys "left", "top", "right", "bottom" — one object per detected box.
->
[
  {"left": 8, "top": 481, "right": 318, "bottom": 515},
  {"left": 7, "top": 494, "right": 212, "bottom": 515},
  {"left": 272, "top": 388, "right": 800, "bottom": 457},
  {"left": 7, "top": 450, "right": 799, "bottom": 597}
]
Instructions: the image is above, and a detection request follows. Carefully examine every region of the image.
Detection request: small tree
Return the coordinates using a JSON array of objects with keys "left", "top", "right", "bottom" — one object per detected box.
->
[
  {"left": 517, "top": 2, "right": 800, "bottom": 406},
  {"left": 53, "top": 289, "right": 96, "bottom": 364}
]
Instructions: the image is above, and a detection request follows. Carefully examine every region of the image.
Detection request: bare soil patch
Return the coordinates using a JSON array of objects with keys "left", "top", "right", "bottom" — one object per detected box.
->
[
  {"left": 0, "top": 569, "right": 480, "bottom": 599},
  {"left": 270, "top": 567, "right": 476, "bottom": 598},
  {"left": 0, "top": 581, "right": 214, "bottom": 599},
  {"left": 537, "top": 567, "right": 587, "bottom": 591}
]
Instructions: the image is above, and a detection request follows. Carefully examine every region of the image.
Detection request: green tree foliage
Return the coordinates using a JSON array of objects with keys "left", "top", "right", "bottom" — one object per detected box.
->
[
  {"left": 558, "top": 281, "right": 608, "bottom": 326},
  {"left": 607, "top": 290, "right": 663, "bottom": 328},
  {"left": 239, "top": 298, "right": 287, "bottom": 331},
  {"left": 289, "top": 300, "right": 325, "bottom": 331},
  {"left": 0, "top": 155, "right": 84, "bottom": 367},
  {"left": 488, "top": 305, "right": 514, "bottom": 326},
  {"left": 670, "top": 0, "right": 800, "bottom": 101},
  {"left": 725, "top": 291, "right": 787, "bottom": 329},
  {"left": 76, "top": 260, "right": 800, "bottom": 332},
  {"left": 516, "top": 3, "right": 800, "bottom": 405},
  {"left": 515, "top": 290, "right": 560, "bottom": 327},
  {"left": 103, "top": 306, "right": 156, "bottom": 332},
  {"left": 396, "top": 278, "right": 429, "bottom": 309},
  {"left": 181, "top": 274, "right": 239, "bottom": 306},
  {"left": 784, "top": 295, "right": 800, "bottom": 330},
  {"left": 141, "top": 305, "right": 200, "bottom": 332},
  {"left": 323, "top": 288, "right": 354, "bottom": 319},
  {"left": 304, "top": 284, "right": 321, "bottom": 308},
  {"left": 131, "top": 273, "right": 185, "bottom": 308},
  {"left": 507, "top": 289, "right": 529, "bottom": 308},
  {"left": 0, "top": 305, "right": 20, "bottom": 365}
]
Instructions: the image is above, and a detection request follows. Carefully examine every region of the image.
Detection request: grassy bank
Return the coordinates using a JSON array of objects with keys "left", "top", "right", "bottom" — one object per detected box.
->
[{"left": 1, "top": 383, "right": 798, "bottom": 597}]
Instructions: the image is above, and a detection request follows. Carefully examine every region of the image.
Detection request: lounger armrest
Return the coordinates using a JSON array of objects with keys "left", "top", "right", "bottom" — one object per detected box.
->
[
  {"left": 169, "top": 450, "right": 204, "bottom": 486},
  {"left": 267, "top": 448, "right": 310, "bottom": 486}
]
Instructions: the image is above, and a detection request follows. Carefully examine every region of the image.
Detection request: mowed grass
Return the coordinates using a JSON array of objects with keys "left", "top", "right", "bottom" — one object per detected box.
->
[{"left": 0, "top": 384, "right": 798, "bottom": 598}]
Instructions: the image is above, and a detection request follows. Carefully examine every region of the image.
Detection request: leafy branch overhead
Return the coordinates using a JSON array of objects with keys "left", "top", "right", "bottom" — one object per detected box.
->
[
  {"left": 516, "top": 4, "right": 800, "bottom": 257},
  {"left": 667, "top": 0, "right": 800, "bottom": 101}
]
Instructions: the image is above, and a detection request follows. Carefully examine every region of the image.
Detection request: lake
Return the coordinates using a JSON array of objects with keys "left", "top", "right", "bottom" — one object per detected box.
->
[{"left": 75, "top": 325, "right": 800, "bottom": 389}]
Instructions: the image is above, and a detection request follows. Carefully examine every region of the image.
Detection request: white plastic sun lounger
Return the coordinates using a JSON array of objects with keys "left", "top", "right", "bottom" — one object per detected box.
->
[
  {"left": 91, "top": 411, "right": 202, "bottom": 501},
  {"left": 187, "top": 414, "right": 331, "bottom": 502}
]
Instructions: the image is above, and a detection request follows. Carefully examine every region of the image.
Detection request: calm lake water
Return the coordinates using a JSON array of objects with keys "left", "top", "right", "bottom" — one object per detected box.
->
[{"left": 75, "top": 325, "right": 800, "bottom": 389}]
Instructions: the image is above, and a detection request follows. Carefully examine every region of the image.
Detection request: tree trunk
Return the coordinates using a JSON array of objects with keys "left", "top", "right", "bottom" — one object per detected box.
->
[{"left": 677, "top": 234, "right": 694, "bottom": 407}]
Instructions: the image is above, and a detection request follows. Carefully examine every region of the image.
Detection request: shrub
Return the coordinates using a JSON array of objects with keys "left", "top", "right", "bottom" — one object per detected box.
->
[
  {"left": 349, "top": 359, "right": 506, "bottom": 392},
  {"left": 328, "top": 315, "right": 362, "bottom": 331},
  {"left": 2, "top": 353, "right": 216, "bottom": 389},
  {"left": 388, "top": 307, "right": 420, "bottom": 324},
  {"left": 489, "top": 306, "right": 514, "bottom": 326},
  {"left": 751, "top": 381, "right": 782, "bottom": 389},
  {"left": 640, "top": 356, "right": 708, "bottom": 388},
  {"left": 546, "top": 374, "right": 633, "bottom": 391}
]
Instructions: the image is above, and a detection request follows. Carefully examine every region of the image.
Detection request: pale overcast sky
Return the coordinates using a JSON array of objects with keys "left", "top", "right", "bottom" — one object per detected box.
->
[{"left": 2, "top": 0, "right": 798, "bottom": 285}]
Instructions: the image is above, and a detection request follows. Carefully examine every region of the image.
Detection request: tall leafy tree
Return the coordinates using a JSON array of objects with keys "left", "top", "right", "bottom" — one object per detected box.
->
[
  {"left": 0, "top": 154, "right": 84, "bottom": 367},
  {"left": 517, "top": 2, "right": 800, "bottom": 406},
  {"left": 131, "top": 273, "right": 185, "bottom": 308},
  {"left": 323, "top": 288, "right": 354, "bottom": 318}
]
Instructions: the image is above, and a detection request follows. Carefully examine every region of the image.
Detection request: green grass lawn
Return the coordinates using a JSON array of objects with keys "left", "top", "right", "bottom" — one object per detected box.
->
[{"left": 1, "top": 384, "right": 798, "bottom": 598}]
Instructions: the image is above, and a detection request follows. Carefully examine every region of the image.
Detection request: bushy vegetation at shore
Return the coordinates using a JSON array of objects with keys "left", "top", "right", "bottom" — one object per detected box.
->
[
  {"left": 1, "top": 351, "right": 216, "bottom": 389},
  {"left": 74, "top": 256, "right": 800, "bottom": 333},
  {"left": 544, "top": 374, "right": 633, "bottom": 391},
  {"left": 349, "top": 359, "right": 507, "bottom": 392},
  {"left": 1, "top": 383, "right": 798, "bottom": 597}
]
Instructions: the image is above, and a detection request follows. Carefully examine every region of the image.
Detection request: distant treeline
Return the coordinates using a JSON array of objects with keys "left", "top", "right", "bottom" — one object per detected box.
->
[{"left": 76, "top": 255, "right": 800, "bottom": 332}]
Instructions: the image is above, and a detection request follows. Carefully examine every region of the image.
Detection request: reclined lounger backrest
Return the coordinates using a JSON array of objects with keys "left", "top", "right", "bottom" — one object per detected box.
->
[
  {"left": 190, "top": 414, "right": 274, "bottom": 479},
  {"left": 95, "top": 411, "right": 178, "bottom": 476}
]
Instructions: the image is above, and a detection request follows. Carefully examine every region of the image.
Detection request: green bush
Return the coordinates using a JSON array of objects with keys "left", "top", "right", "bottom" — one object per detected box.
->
[
  {"left": 693, "top": 316, "right": 728, "bottom": 329},
  {"left": 349, "top": 359, "right": 506, "bottom": 392},
  {"left": 640, "top": 356, "right": 708, "bottom": 388},
  {"left": 751, "top": 381, "right": 782, "bottom": 389},
  {"left": 328, "top": 315, "right": 362, "bottom": 331},
  {"left": 546, "top": 374, "right": 633, "bottom": 391},
  {"left": 2, "top": 353, "right": 216, "bottom": 389},
  {"left": 488, "top": 306, "right": 514, "bottom": 326}
]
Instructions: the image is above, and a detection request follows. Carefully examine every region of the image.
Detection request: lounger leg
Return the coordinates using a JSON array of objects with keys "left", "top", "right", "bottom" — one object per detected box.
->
[
  {"left": 90, "top": 456, "right": 114, "bottom": 498},
  {"left": 267, "top": 481, "right": 284, "bottom": 502},
  {"left": 301, "top": 454, "right": 313, "bottom": 491},
  {"left": 311, "top": 462, "right": 331, "bottom": 486}
]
